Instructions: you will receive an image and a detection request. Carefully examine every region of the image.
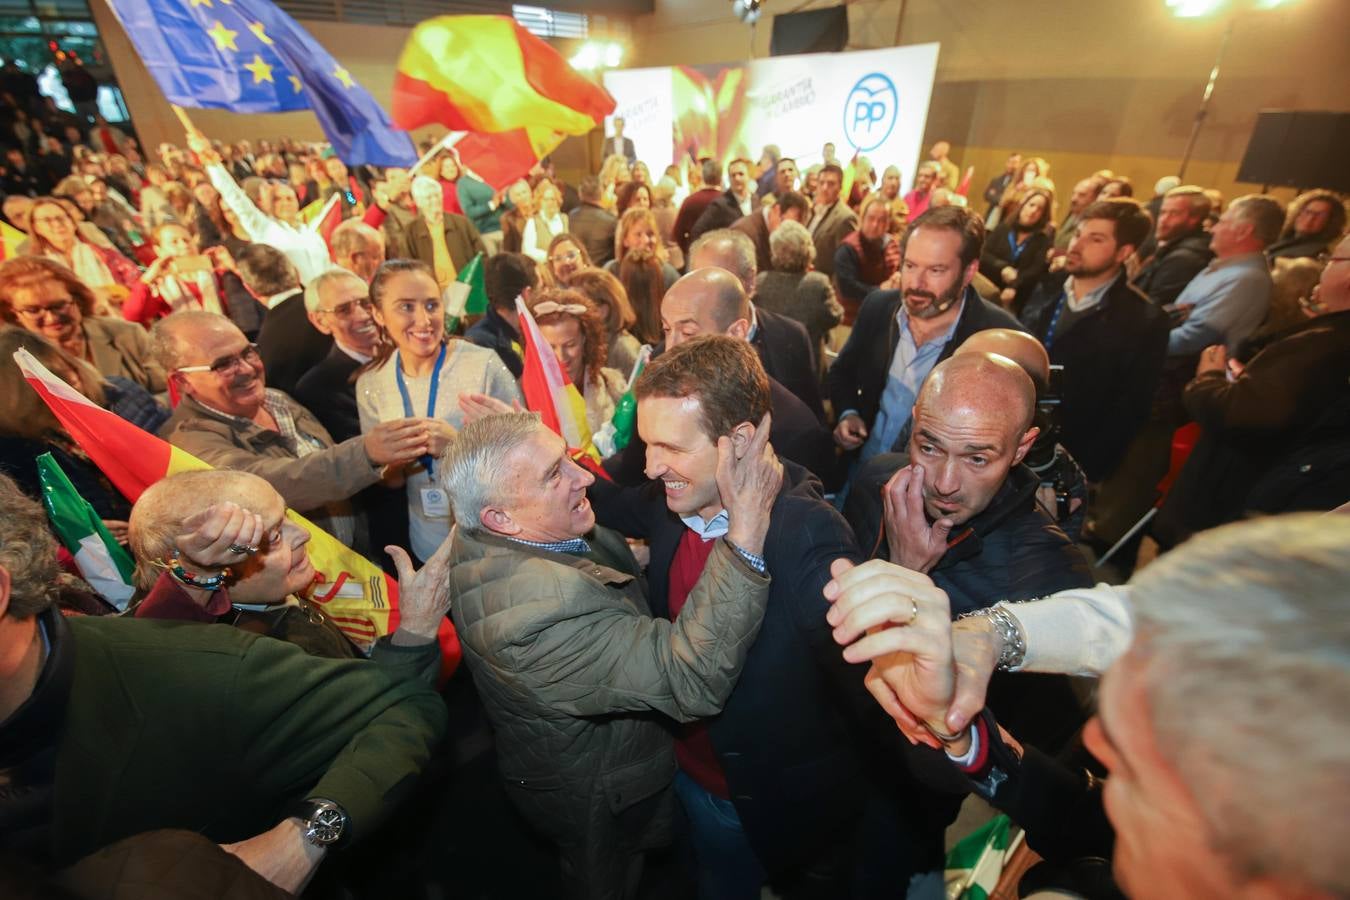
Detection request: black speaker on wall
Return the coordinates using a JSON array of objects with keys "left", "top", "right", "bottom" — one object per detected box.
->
[
  {"left": 1237, "top": 110, "right": 1350, "bottom": 192},
  {"left": 770, "top": 5, "right": 849, "bottom": 56}
]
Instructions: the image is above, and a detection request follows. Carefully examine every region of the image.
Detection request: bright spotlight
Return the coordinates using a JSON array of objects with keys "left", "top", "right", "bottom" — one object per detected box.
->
[{"left": 1165, "top": 0, "right": 1227, "bottom": 16}]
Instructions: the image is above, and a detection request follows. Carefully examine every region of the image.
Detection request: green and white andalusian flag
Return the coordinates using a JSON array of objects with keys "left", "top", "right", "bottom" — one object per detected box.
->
[
  {"left": 944, "top": 814, "right": 1015, "bottom": 900},
  {"left": 37, "top": 452, "right": 136, "bottom": 610}
]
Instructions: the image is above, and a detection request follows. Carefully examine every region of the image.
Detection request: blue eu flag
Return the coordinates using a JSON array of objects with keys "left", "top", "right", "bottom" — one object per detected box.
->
[{"left": 106, "top": 0, "right": 416, "bottom": 167}]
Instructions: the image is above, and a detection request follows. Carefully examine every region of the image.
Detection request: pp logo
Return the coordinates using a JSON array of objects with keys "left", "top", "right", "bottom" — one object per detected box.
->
[{"left": 843, "top": 72, "right": 898, "bottom": 152}]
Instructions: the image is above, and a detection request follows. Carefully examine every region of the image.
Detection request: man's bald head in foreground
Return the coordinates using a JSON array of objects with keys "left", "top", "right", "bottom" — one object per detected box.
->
[
  {"left": 954, "top": 328, "right": 1050, "bottom": 392},
  {"left": 661, "top": 267, "right": 752, "bottom": 347},
  {"left": 907, "top": 353, "right": 1039, "bottom": 525}
]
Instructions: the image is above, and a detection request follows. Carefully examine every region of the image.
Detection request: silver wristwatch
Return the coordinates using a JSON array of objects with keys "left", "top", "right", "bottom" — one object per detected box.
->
[
  {"left": 291, "top": 798, "right": 348, "bottom": 847},
  {"left": 984, "top": 604, "right": 1027, "bottom": 671}
]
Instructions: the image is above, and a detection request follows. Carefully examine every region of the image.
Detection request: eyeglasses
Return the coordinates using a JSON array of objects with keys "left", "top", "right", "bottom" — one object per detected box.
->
[
  {"left": 176, "top": 343, "right": 262, "bottom": 377},
  {"left": 316, "top": 298, "right": 372, "bottom": 319},
  {"left": 550, "top": 250, "right": 581, "bottom": 265},
  {"left": 11, "top": 298, "right": 74, "bottom": 320}
]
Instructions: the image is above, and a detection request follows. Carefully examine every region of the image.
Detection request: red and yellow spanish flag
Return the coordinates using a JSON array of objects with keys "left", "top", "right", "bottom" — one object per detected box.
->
[
  {"left": 14, "top": 348, "right": 461, "bottom": 675},
  {"left": 392, "top": 15, "right": 615, "bottom": 187},
  {"left": 516, "top": 297, "right": 610, "bottom": 479},
  {"left": 0, "top": 219, "right": 26, "bottom": 261}
]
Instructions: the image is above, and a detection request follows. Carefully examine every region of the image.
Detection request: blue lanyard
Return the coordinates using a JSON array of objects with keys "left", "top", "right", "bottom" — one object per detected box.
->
[
  {"left": 394, "top": 342, "right": 447, "bottom": 475},
  {"left": 1042, "top": 290, "right": 1068, "bottom": 352},
  {"left": 1007, "top": 231, "right": 1027, "bottom": 261}
]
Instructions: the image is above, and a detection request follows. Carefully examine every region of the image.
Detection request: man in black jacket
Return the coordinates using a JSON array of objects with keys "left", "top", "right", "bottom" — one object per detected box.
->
[
  {"left": 1020, "top": 199, "right": 1169, "bottom": 482},
  {"left": 829, "top": 206, "right": 1022, "bottom": 465},
  {"left": 1130, "top": 185, "right": 1213, "bottom": 306},
  {"left": 688, "top": 228, "right": 827, "bottom": 422},
  {"left": 464, "top": 252, "right": 535, "bottom": 378},
  {"left": 294, "top": 269, "right": 378, "bottom": 443},
  {"left": 844, "top": 352, "right": 1092, "bottom": 750},
  {"left": 245, "top": 244, "right": 331, "bottom": 397},
  {"left": 689, "top": 157, "right": 757, "bottom": 244},
  {"left": 568, "top": 175, "right": 617, "bottom": 267},
  {"left": 590, "top": 336, "right": 960, "bottom": 899}
]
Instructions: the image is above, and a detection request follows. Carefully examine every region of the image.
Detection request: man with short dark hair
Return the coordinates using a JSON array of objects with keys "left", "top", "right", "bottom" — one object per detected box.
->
[
  {"left": 829, "top": 205, "right": 1022, "bottom": 464},
  {"left": 242, "top": 243, "right": 331, "bottom": 396},
  {"left": 591, "top": 336, "right": 956, "bottom": 898},
  {"left": 1019, "top": 199, "right": 1170, "bottom": 482},
  {"left": 602, "top": 115, "right": 636, "bottom": 165},
  {"left": 730, "top": 189, "right": 809, "bottom": 273},
  {"left": 674, "top": 159, "right": 725, "bottom": 258},
  {"left": 773, "top": 157, "right": 798, "bottom": 198},
  {"left": 690, "top": 157, "right": 757, "bottom": 242},
  {"left": 1052, "top": 177, "right": 1105, "bottom": 253},
  {"left": 568, "top": 175, "right": 618, "bottom": 267},
  {"left": 1131, "top": 185, "right": 1214, "bottom": 306},
  {"left": 465, "top": 252, "right": 537, "bottom": 377},
  {"left": 807, "top": 163, "right": 856, "bottom": 277}
]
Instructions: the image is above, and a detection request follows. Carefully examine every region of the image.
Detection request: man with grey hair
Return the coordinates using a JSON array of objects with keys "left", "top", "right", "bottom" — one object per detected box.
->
[
  {"left": 329, "top": 219, "right": 384, "bottom": 283},
  {"left": 1131, "top": 184, "right": 1214, "bottom": 306},
  {"left": 443, "top": 411, "right": 780, "bottom": 898},
  {"left": 153, "top": 310, "right": 427, "bottom": 552},
  {"left": 294, "top": 268, "right": 379, "bottom": 443},
  {"left": 1167, "top": 194, "right": 1281, "bottom": 357},
  {"left": 755, "top": 218, "right": 843, "bottom": 361},
  {"left": 688, "top": 228, "right": 825, "bottom": 422},
  {"left": 827, "top": 512, "right": 1350, "bottom": 900}
]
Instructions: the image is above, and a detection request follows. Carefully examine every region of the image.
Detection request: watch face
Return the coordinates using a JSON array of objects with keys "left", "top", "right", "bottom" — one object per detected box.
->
[{"left": 308, "top": 806, "right": 345, "bottom": 845}]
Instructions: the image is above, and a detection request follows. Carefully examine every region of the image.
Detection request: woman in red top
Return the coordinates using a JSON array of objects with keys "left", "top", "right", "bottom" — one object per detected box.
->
[
  {"left": 120, "top": 223, "right": 235, "bottom": 326},
  {"left": 434, "top": 147, "right": 466, "bottom": 216}
]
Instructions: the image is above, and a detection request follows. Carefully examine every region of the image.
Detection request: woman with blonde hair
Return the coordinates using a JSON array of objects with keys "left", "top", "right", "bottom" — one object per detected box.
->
[
  {"left": 525, "top": 288, "right": 625, "bottom": 434},
  {"left": 24, "top": 196, "right": 141, "bottom": 312},
  {"left": 522, "top": 180, "right": 570, "bottom": 263},
  {"left": 568, "top": 267, "right": 644, "bottom": 377},
  {"left": 598, "top": 154, "right": 631, "bottom": 211},
  {"left": 650, "top": 176, "right": 685, "bottom": 270},
  {"left": 543, "top": 233, "right": 591, "bottom": 287},
  {"left": 604, "top": 208, "right": 679, "bottom": 292}
]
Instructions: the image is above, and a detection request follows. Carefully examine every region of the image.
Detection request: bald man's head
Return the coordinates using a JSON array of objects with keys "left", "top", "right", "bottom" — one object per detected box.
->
[
  {"left": 130, "top": 469, "right": 315, "bottom": 603},
  {"left": 906, "top": 353, "right": 1040, "bottom": 525},
  {"left": 955, "top": 329, "right": 1050, "bottom": 392},
  {"left": 661, "top": 267, "right": 751, "bottom": 348},
  {"left": 688, "top": 229, "right": 757, "bottom": 296}
]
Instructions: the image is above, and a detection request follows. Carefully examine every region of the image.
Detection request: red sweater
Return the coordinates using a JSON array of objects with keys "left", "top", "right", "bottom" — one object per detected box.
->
[{"left": 668, "top": 528, "right": 731, "bottom": 799}]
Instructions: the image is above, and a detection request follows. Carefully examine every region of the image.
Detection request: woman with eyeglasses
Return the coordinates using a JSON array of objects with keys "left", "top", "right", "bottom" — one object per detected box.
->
[
  {"left": 0, "top": 256, "right": 166, "bottom": 392},
  {"left": 356, "top": 259, "right": 521, "bottom": 563},
  {"left": 24, "top": 196, "right": 142, "bottom": 315},
  {"left": 544, "top": 233, "right": 592, "bottom": 287},
  {"left": 185, "top": 131, "right": 331, "bottom": 284}
]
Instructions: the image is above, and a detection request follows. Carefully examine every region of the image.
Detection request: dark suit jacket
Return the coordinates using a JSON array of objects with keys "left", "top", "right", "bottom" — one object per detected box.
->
[
  {"left": 602, "top": 135, "right": 635, "bottom": 164},
  {"left": 603, "top": 376, "right": 834, "bottom": 486},
  {"left": 980, "top": 224, "right": 1052, "bottom": 313},
  {"left": 689, "top": 189, "right": 750, "bottom": 244},
  {"left": 568, "top": 202, "right": 618, "bottom": 267},
  {"left": 589, "top": 464, "right": 961, "bottom": 879},
  {"left": 752, "top": 306, "right": 825, "bottom": 423},
  {"left": 34, "top": 610, "right": 445, "bottom": 867},
  {"left": 828, "top": 287, "right": 1022, "bottom": 430},
  {"left": 1130, "top": 229, "right": 1213, "bottom": 307},
  {"left": 463, "top": 305, "right": 523, "bottom": 378},
  {"left": 1020, "top": 272, "right": 1170, "bottom": 481},
  {"left": 293, "top": 344, "right": 362, "bottom": 443},
  {"left": 256, "top": 289, "right": 332, "bottom": 397},
  {"left": 731, "top": 209, "right": 772, "bottom": 273}
]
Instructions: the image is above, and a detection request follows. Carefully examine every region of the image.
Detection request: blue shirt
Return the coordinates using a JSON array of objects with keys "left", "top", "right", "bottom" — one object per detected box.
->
[
  {"left": 1167, "top": 252, "right": 1272, "bottom": 356},
  {"left": 859, "top": 299, "right": 963, "bottom": 461},
  {"left": 508, "top": 536, "right": 591, "bottom": 556},
  {"left": 679, "top": 509, "right": 768, "bottom": 574}
]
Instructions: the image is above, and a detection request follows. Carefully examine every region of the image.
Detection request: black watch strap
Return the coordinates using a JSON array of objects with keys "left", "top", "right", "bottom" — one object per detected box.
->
[{"left": 289, "top": 797, "right": 349, "bottom": 848}]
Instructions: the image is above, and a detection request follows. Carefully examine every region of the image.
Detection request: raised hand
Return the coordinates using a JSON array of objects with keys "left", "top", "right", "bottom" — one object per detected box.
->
[
  {"left": 363, "top": 418, "right": 431, "bottom": 466},
  {"left": 175, "top": 501, "right": 267, "bottom": 569},
  {"left": 882, "top": 464, "right": 952, "bottom": 573},
  {"left": 457, "top": 391, "right": 520, "bottom": 424},
  {"left": 386, "top": 534, "right": 455, "bottom": 646},
  {"left": 717, "top": 413, "right": 781, "bottom": 558}
]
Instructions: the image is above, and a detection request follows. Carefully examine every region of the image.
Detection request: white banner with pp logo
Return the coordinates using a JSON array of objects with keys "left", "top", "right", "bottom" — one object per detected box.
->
[{"left": 603, "top": 43, "right": 940, "bottom": 189}]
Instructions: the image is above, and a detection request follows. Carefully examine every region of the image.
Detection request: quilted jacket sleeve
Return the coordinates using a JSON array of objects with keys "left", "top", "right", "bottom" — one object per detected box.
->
[{"left": 504, "top": 540, "right": 769, "bottom": 722}]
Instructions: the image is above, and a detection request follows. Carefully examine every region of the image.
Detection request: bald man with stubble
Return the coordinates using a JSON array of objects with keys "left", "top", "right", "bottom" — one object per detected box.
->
[{"left": 854, "top": 351, "right": 1095, "bottom": 751}]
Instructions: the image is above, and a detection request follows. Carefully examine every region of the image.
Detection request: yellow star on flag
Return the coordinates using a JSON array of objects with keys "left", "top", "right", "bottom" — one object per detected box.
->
[
  {"left": 188, "top": 0, "right": 212, "bottom": 7},
  {"left": 243, "top": 54, "right": 274, "bottom": 84},
  {"left": 332, "top": 66, "right": 354, "bottom": 89},
  {"left": 248, "top": 22, "right": 274, "bottom": 45},
  {"left": 206, "top": 20, "right": 238, "bottom": 51},
  {"left": 289, "top": 75, "right": 303, "bottom": 93}
]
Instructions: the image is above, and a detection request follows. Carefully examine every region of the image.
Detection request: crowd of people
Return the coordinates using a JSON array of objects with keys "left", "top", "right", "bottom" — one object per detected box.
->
[{"left": 1, "top": 84, "right": 1348, "bottom": 900}]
